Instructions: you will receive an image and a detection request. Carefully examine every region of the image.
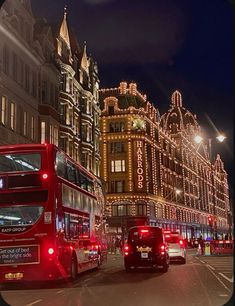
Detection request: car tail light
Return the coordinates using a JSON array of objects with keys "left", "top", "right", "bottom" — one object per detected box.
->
[
  {"left": 81, "top": 234, "right": 89, "bottom": 238},
  {"left": 179, "top": 240, "right": 184, "bottom": 247},
  {"left": 124, "top": 244, "right": 129, "bottom": 256},
  {"left": 160, "top": 244, "right": 166, "bottom": 255},
  {"left": 48, "top": 247, "right": 54, "bottom": 255}
]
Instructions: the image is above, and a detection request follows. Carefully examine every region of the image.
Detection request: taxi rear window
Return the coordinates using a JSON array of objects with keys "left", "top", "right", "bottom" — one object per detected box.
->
[
  {"left": 129, "top": 228, "right": 163, "bottom": 242},
  {"left": 166, "top": 236, "right": 179, "bottom": 243}
]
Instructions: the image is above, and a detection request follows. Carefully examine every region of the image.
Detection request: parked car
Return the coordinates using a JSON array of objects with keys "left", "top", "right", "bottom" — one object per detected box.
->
[
  {"left": 124, "top": 226, "right": 170, "bottom": 272},
  {"left": 164, "top": 232, "right": 186, "bottom": 264}
]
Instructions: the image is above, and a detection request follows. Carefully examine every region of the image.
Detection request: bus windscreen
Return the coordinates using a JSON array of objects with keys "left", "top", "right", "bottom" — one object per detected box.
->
[{"left": 0, "top": 153, "right": 41, "bottom": 173}]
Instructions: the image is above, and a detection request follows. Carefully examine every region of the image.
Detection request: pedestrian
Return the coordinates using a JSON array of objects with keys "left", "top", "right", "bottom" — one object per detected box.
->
[
  {"left": 199, "top": 236, "right": 204, "bottom": 255},
  {"left": 115, "top": 237, "right": 121, "bottom": 254},
  {"left": 111, "top": 237, "right": 115, "bottom": 254}
]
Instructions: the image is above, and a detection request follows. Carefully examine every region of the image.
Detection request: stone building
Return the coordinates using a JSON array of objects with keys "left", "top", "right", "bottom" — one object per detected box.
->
[
  {"left": 99, "top": 82, "right": 230, "bottom": 240},
  {"left": 0, "top": 1, "right": 101, "bottom": 177},
  {"left": 55, "top": 9, "right": 101, "bottom": 175},
  {"left": 0, "top": 0, "right": 42, "bottom": 145}
]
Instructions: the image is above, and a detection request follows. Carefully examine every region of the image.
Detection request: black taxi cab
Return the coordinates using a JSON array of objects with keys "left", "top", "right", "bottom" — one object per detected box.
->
[{"left": 124, "top": 226, "right": 170, "bottom": 272}]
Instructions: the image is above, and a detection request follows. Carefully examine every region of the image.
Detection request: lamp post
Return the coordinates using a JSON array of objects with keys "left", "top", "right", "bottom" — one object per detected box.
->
[{"left": 194, "top": 133, "right": 226, "bottom": 240}]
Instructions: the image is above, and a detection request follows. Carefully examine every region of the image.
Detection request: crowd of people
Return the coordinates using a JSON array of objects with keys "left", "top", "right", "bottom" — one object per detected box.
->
[{"left": 108, "top": 237, "right": 123, "bottom": 254}]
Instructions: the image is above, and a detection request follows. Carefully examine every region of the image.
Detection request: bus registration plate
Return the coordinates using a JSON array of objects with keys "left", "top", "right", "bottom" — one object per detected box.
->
[{"left": 5, "top": 272, "right": 23, "bottom": 280}]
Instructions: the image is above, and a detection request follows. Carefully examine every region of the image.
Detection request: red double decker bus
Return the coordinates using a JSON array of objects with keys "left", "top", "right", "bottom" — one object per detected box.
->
[{"left": 0, "top": 143, "right": 106, "bottom": 282}]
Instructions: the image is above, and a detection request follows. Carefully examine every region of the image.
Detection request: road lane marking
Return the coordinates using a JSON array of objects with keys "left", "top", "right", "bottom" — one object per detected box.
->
[
  {"left": 218, "top": 273, "right": 233, "bottom": 283},
  {"left": 56, "top": 290, "right": 64, "bottom": 294},
  {"left": 200, "top": 260, "right": 205, "bottom": 263},
  {"left": 25, "top": 300, "right": 43, "bottom": 306},
  {"left": 219, "top": 294, "right": 229, "bottom": 297},
  {"left": 206, "top": 264, "right": 215, "bottom": 270},
  {"left": 206, "top": 266, "right": 231, "bottom": 292}
]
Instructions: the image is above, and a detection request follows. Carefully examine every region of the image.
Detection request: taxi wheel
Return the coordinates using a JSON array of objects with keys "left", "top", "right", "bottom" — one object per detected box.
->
[
  {"left": 160, "top": 263, "right": 168, "bottom": 273},
  {"left": 125, "top": 264, "right": 131, "bottom": 272},
  {"left": 181, "top": 258, "right": 186, "bottom": 264}
]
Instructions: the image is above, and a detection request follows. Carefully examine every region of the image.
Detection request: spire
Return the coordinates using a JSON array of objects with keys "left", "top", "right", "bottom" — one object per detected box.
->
[
  {"left": 81, "top": 41, "right": 89, "bottom": 74},
  {"left": 59, "top": 6, "right": 71, "bottom": 49},
  {"left": 171, "top": 90, "right": 182, "bottom": 107}
]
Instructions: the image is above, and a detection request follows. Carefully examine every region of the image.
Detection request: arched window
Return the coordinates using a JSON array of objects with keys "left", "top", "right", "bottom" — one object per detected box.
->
[
  {"left": 136, "top": 201, "right": 146, "bottom": 216},
  {"left": 112, "top": 202, "right": 132, "bottom": 216}
]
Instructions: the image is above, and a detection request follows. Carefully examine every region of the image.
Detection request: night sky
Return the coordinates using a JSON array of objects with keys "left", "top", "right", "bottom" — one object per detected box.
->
[{"left": 2, "top": 1, "right": 234, "bottom": 191}]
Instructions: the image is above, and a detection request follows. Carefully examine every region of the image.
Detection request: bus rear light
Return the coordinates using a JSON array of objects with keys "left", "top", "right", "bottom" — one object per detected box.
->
[
  {"left": 48, "top": 247, "right": 54, "bottom": 255},
  {"left": 42, "top": 173, "right": 48, "bottom": 180}
]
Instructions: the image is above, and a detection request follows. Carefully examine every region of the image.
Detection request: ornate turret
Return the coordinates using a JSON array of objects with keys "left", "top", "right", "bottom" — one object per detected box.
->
[
  {"left": 160, "top": 90, "right": 200, "bottom": 138},
  {"left": 57, "top": 6, "right": 72, "bottom": 63},
  {"left": 81, "top": 41, "right": 90, "bottom": 75},
  {"left": 59, "top": 6, "right": 71, "bottom": 48}
]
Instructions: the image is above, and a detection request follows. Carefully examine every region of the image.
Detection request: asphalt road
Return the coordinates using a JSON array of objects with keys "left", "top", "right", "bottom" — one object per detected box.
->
[{"left": 1, "top": 249, "right": 233, "bottom": 306}]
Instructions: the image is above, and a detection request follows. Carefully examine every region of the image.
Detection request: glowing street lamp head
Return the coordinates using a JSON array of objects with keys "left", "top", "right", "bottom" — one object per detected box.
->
[
  {"left": 194, "top": 135, "right": 203, "bottom": 144},
  {"left": 175, "top": 188, "right": 182, "bottom": 195},
  {"left": 216, "top": 135, "right": 226, "bottom": 143}
]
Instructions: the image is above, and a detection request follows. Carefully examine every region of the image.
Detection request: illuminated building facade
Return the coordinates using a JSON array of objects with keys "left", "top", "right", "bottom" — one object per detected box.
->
[
  {"left": 99, "top": 82, "right": 230, "bottom": 239},
  {"left": 0, "top": 2, "right": 101, "bottom": 176},
  {"left": 0, "top": 0, "right": 44, "bottom": 145},
  {"left": 55, "top": 9, "right": 101, "bottom": 175}
]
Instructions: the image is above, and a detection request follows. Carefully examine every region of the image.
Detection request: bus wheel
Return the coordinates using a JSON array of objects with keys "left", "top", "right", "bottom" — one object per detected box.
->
[
  {"left": 70, "top": 257, "right": 77, "bottom": 281},
  {"left": 97, "top": 254, "right": 101, "bottom": 267}
]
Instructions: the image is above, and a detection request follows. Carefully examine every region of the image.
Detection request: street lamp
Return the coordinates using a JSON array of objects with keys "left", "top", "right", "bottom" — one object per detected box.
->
[
  {"left": 194, "top": 135, "right": 203, "bottom": 144},
  {"left": 208, "top": 134, "right": 226, "bottom": 161}
]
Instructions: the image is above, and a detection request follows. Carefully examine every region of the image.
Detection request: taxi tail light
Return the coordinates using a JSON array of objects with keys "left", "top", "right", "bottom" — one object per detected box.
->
[
  {"left": 140, "top": 229, "right": 149, "bottom": 233},
  {"left": 160, "top": 244, "right": 166, "bottom": 255},
  {"left": 124, "top": 244, "right": 129, "bottom": 256}
]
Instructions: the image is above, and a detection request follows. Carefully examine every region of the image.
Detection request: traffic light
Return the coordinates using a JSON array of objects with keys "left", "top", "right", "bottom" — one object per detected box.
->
[{"left": 208, "top": 216, "right": 213, "bottom": 227}]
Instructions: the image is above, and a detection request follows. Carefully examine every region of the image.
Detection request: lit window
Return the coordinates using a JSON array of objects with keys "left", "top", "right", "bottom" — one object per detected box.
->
[
  {"left": 54, "top": 126, "right": 58, "bottom": 146},
  {"left": 41, "top": 121, "right": 46, "bottom": 143},
  {"left": 50, "top": 124, "right": 53, "bottom": 143},
  {"left": 0, "top": 96, "right": 7, "bottom": 125},
  {"left": 10, "top": 102, "right": 16, "bottom": 130},
  {"left": 23, "top": 112, "right": 27, "bottom": 136},
  {"left": 111, "top": 160, "right": 125, "bottom": 172},
  {"left": 31, "top": 116, "right": 35, "bottom": 140}
]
